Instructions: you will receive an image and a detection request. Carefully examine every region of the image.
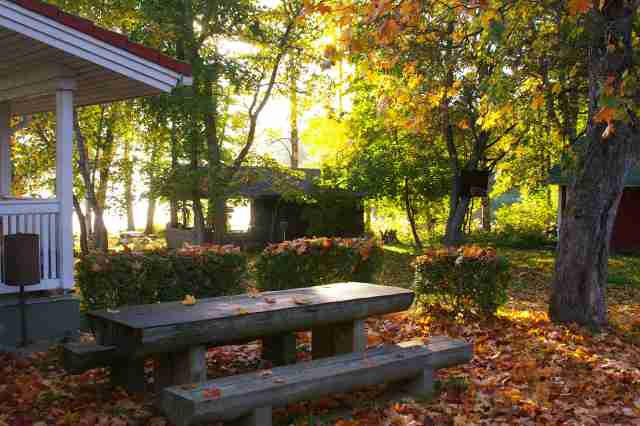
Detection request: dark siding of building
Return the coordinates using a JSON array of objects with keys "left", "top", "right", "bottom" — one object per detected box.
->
[{"left": 610, "top": 188, "right": 640, "bottom": 252}]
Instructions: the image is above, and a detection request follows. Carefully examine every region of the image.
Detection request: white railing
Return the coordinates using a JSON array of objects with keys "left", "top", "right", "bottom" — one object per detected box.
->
[{"left": 0, "top": 199, "right": 62, "bottom": 294}]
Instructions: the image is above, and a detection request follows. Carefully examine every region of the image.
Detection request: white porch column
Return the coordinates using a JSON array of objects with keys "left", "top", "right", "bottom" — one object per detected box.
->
[
  {"left": 56, "top": 80, "right": 76, "bottom": 289},
  {"left": 0, "top": 102, "right": 11, "bottom": 196}
]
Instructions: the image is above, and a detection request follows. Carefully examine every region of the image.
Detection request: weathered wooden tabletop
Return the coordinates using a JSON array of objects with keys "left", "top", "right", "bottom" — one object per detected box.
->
[{"left": 88, "top": 282, "right": 414, "bottom": 357}]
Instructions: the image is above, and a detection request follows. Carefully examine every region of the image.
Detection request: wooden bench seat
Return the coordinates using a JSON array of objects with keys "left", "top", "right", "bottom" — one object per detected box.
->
[
  {"left": 161, "top": 336, "right": 473, "bottom": 426},
  {"left": 62, "top": 342, "right": 117, "bottom": 374}
]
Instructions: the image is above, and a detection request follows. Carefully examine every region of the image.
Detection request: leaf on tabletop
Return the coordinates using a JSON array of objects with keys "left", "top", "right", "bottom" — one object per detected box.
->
[
  {"left": 292, "top": 297, "right": 312, "bottom": 305},
  {"left": 264, "top": 297, "right": 277, "bottom": 304},
  {"left": 181, "top": 295, "right": 197, "bottom": 306},
  {"left": 259, "top": 370, "right": 273, "bottom": 378},
  {"left": 202, "top": 387, "right": 222, "bottom": 399}
]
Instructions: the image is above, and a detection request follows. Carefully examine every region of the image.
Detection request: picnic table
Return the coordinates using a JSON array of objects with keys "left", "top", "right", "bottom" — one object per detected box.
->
[{"left": 76, "top": 282, "right": 414, "bottom": 393}]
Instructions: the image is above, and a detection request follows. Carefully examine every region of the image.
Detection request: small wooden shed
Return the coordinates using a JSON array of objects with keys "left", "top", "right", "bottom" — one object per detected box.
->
[
  {"left": 166, "top": 167, "right": 366, "bottom": 248},
  {"left": 550, "top": 165, "right": 640, "bottom": 252}
]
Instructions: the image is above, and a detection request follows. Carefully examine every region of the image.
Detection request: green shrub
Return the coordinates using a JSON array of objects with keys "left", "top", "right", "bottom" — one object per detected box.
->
[
  {"left": 77, "top": 245, "right": 247, "bottom": 311},
  {"left": 254, "top": 238, "right": 383, "bottom": 291},
  {"left": 413, "top": 246, "right": 509, "bottom": 316}
]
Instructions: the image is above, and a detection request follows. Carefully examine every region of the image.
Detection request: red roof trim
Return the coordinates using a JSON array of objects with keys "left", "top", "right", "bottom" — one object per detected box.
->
[{"left": 8, "top": 0, "right": 192, "bottom": 77}]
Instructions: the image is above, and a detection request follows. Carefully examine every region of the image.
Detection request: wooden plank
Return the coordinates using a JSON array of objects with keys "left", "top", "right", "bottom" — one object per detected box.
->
[
  {"left": 161, "top": 337, "right": 472, "bottom": 426},
  {"left": 90, "top": 283, "right": 414, "bottom": 329}
]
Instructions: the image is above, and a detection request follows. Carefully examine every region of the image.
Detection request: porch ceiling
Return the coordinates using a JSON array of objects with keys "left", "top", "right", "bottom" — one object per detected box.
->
[{"left": 0, "top": 0, "right": 192, "bottom": 116}]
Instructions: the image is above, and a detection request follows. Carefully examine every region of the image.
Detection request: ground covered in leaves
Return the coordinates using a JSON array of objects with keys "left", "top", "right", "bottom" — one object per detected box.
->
[{"left": 1, "top": 248, "right": 640, "bottom": 425}]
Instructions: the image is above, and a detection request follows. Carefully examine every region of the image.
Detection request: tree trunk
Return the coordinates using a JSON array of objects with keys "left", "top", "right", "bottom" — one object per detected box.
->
[
  {"left": 145, "top": 196, "right": 157, "bottom": 235},
  {"left": 481, "top": 196, "right": 491, "bottom": 232},
  {"left": 169, "top": 122, "right": 179, "bottom": 228},
  {"left": 550, "top": 127, "right": 637, "bottom": 327},
  {"left": 289, "top": 58, "right": 300, "bottom": 169},
  {"left": 123, "top": 137, "right": 135, "bottom": 231},
  {"left": 74, "top": 112, "right": 109, "bottom": 252},
  {"left": 73, "top": 194, "right": 89, "bottom": 256},
  {"left": 550, "top": 3, "right": 640, "bottom": 328},
  {"left": 404, "top": 178, "right": 422, "bottom": 250},
  {"left": 444, "top": 184, "right": 471, "bottom": 246}
]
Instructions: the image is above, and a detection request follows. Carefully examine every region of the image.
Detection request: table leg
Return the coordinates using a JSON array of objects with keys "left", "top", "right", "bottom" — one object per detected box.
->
[
  {"left": 312, "top": 319, "right": 366, "bottom": 359},
  {"left": 231, "top": 406, "right": 272, "bottom": 426},
  {"left": 111, "top": 357, "right": 146, "bottom": 394},
  {"left": 154, "top": 345, "right": 207, "bottom": 388},
  {"left": 262, "top": 333, "right": 297, "bottom": 366},
  {"left": 406, "top": 366, "right": 435, "bottom": 399}
]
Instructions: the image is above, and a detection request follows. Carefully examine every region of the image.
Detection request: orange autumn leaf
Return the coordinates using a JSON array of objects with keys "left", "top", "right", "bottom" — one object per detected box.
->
[
  {"left": 379, "top": 18, "right": 401, "bottom": 41},
  {"left": 568, "top": 0, "right": 593, "bottom": 15},
  {"left": 593, "top": 106, "right": 616, "bottom": 124}
]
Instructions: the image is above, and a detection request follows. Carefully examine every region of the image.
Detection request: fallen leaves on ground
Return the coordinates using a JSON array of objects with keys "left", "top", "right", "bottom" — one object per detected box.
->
[{"left": 2, "top": 249, "right": 640, "bottom": 425}]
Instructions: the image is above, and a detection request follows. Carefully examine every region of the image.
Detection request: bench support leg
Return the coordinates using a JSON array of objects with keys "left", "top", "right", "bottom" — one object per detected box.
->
[
  {"left": 312, "top": 319, "right": 366, "bottom": 359},
  {"left": 111, "top": 358, "right": 146, "bottom": 394},
  {"left": 407, "top": 367, "right": 435, "bottom": 399},
  {"left": 154, "top": 345, "right": 207, "bottom": 389},
  {"left": 231, "top": 406, "right": 272, "bottom": 426},
  {"left": 262, "top": 333, "right": 297, "bottom": 366}
]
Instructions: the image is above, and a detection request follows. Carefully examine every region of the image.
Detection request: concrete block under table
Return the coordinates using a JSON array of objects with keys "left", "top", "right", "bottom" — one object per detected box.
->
[
  {"left": 312, "top": 319, "right": 366, "bottom": 359},
  {"left": 0, "top": 293, "right": 80, "bottom": 348}
]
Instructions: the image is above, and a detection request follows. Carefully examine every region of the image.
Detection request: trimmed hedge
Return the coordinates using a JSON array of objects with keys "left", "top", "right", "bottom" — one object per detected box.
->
[
  {"left": 413, "top": 246, "right": 510, "bottom": 316},
  {"left": 77, "top": 245, "right": 247, "bottom": 311},
  {"left": 255, "top": 238, "right": 383, "bottom": 291}
]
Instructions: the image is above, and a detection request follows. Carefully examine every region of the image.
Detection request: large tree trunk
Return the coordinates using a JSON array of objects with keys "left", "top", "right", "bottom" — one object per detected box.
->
[
  {"left": 550, "top": 127, "right": 637, "bottom": 327},
  {"left": 550, "top": 3, "right": 640, "bottom": 328}
]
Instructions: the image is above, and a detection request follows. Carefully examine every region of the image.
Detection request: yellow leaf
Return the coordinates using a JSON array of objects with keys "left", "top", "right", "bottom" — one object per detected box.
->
[
  {"left": 237, "top": 307, "right": 250, "bottom": 315},
  {"left": 552, "top": 83, "right": 562, "bottom": 95}
]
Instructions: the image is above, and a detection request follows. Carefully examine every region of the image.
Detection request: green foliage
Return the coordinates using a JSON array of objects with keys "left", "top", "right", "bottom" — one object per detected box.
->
[
  {"left": 77, "top": 245, "right": 247, "bottom": 311},
  {"left": 302, "top": 189, "right": 365, "bottom": 237},
  {"left": 413, "top": 246, "right": 510, "bottom": 316},
  {"left": 481, "top": 190, "right": 558, "bottom": 248},
  {"left": 254, "top": 238, "right": 383, "bottom": 291}
]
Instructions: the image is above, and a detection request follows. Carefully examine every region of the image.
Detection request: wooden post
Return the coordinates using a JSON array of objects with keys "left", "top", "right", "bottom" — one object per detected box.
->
[
  {"left": 154, "top": 346, "right": 207, "bottom": 390},
  {"left": 312, "top": 320, "right": 366, "bottom": 359},
  {"left": 0, "top": 102, "right": 11, "bottom": 196},
  {"left": 262, "top": 333, "right": 297, "bottom": 366},
  {"left": 56, "top": 80, "right": 75, "bottom": 291}
]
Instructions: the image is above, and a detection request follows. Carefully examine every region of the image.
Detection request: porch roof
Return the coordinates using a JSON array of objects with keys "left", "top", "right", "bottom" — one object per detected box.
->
[{"left": 0, "top": 0, "right": 193, "bottom": 116}]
